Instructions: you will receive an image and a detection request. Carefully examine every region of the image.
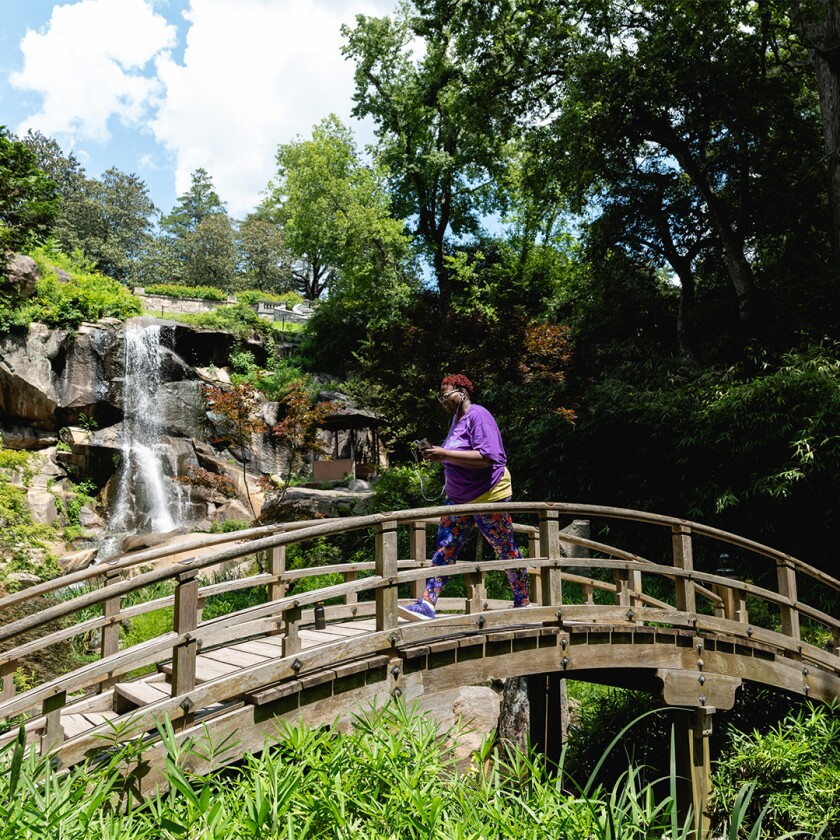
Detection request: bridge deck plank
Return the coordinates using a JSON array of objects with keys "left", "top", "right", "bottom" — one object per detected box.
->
[{"left": 201, "top": 648, "right": 270, "bottom": 668}]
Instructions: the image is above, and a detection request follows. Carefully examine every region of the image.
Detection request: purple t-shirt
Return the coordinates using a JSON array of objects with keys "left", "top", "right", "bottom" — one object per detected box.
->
[{"left": 441, "top": 405, "right": 507, "bottom": 503}]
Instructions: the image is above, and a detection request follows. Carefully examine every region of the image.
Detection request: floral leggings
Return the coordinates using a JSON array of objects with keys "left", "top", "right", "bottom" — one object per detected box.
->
[{"left": 423, "top": 498, "right": 529, "bottom": 607}]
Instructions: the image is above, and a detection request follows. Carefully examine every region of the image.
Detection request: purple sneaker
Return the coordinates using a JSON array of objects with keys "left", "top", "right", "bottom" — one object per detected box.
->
[{"left": 398, "top": 600, "right": 436, "bottom": 621}]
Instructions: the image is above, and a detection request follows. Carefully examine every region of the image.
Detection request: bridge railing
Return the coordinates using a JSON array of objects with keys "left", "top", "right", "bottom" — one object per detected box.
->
[{"left": 1, "top": 503, "right": 839, "bottom": 749}]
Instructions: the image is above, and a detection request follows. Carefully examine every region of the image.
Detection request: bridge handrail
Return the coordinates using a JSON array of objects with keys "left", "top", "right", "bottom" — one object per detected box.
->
[
  {"left": 2, "top": 502, "right": 838, "bottom": 733},
  {"left": 1, "top": 550, "right": 838, "bottom": 728},
  {"left": 0, "top": 518, "right": 332, "bottom": 613},
  {"left": 0, "top": 521, "right": 717, "bottom": 646}
]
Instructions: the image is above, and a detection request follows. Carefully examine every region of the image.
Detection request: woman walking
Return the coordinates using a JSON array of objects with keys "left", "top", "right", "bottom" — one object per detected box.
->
[{"left": 398, "top": 374, "right": 531, "bottom": 621}]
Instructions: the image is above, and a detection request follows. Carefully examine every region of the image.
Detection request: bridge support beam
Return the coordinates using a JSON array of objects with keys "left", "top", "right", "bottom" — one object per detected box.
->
[
  {"left": 676, "top": 707, "right": 714, "bottom": 840},
  {"left": 527, "top": 672, "right": 566, "bottom": 770}
]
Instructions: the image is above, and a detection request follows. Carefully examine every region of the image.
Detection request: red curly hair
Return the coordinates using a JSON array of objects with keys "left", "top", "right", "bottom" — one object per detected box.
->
[{"left": 441, "top": 374, "right": 474, "bottom": 396}]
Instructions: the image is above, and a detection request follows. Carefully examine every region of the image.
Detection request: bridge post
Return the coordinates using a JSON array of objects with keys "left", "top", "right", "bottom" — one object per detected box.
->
[
  {"left": 776, "top": 559, "right": 800, "bottom": 642},
  {"left": 376, "top": 521, "right": 399, "bottom": 631},
  {"left": 409, "top": 521, "right": 427, "bottom": 601},
  {"left": 527, "top": 530, "right": 542, "bottom": 604},
  {"left": 40, "top": 690, "right": 66, "bottom": 754},
  {"left": 269, "top": 546, "right": 287, "bottom": 635},
  {"left": 539, "top": 511, "right": 563, "bottom": 606},
  {"left": 676, "top": 707, "right": 714, "bottom": 839},
  {"left": 672, "top": 525, "right": 696, "bottom": 614},
  {"left": 99, "top": 569, "right": 122, "bottom": 691},
  {"left": 0, "top": 661, "right": 16, "bottom": 705},
  {"left": 527, "top": 673, "right": 564, "bottom": 769},
  {"left": 282, "top": 606, "right": 301, "bottom": 657},
  {"left": 171, "top": 569, "right": 198, "bottom": 701}
]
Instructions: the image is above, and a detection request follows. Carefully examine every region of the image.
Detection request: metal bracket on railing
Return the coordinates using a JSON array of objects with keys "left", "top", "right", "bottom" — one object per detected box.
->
[
  {"left": 292, "top": 659, "right": 302, "bottom": 672},
  {"left": 180, "top": 697, "right": 194, "bottom": 713}
]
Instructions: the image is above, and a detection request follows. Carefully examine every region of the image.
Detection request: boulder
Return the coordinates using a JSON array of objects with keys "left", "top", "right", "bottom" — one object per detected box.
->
[
  {"left": 55, "top": 322, "right": 122, "bottom": 424},
  {"left": 7, "top": 572, "right": 41, "bottom": 587},
  {"left": 158, "top": 382, "right": 205, "bottom": 439},
  {"left": 213, "top": 499, "right": 254, "bottom": 523},
  {"left": 0, "top": 323, "right": 64, "bottom": 426},
  {"left": 0, "top": 425, "right": 58, "bottom": 450},
  {"left": 260, "top": 486, "right": 371, "bottom": 521},
  {"left": 78, "top": 505, "right": 103, "bottom": 528},
  {"left": 26, "top": 488, "right": 58, "bottom": 525},
  {"left": 1, "top": 254, "right": 39, "bottom": 297},
  {"left": 59, "top": 547, "right": 99, "bottom": 572},
  {"left": 415, "top": 686, "right": 502, "bottom": 767}
]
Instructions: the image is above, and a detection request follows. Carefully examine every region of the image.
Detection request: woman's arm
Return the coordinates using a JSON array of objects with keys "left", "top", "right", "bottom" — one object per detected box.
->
[{"left": 424, "top": 446, "right": 491, "bottom": 469}]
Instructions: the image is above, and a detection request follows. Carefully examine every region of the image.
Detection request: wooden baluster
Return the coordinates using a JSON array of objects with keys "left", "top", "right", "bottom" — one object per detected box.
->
[
  {"left": 409, "top": 521, "right": 427, "bottom": 601},
  {"left": 539, "top": 511, "right": 563, "bottom": 606},
  {"left": 269, "top": 545, "right": 287, "bottom": 601},
  {"left": 0, "top": 660, "right": 16, "bottom": 706},
  {"left": 268, "top": 545, "right": 287, "bottom": 636},
  {"left": 528, "top": 531, "right": 542, "bottom": 605},
  {"left": 671, "top": 525, "right": 696, "bottom": 615},
  {"left": 171, "top": 569, "right": 198, "bottom": 700},
  {"left": 41, "top": 690, "right": 66, "bottom": 753},
  {"left": 628, "top": 569, "right": 643, "bottom": 610},
  {"left": 99, "top": 569, "right": 122, "bottom": 692},
  {"left": 466, "top": 537, "right": 486, "bottom": 614},
  {"left": 776, "top": 559, "right": 800, "bottom": 642},
  {"left": 832, "top": 627, "right": 840, "bottom": 658},
  {"left": 345, "top": 570, "right": 358, "bottom": 607},
  {"left": 375, "top": 521, "right": 399, "bottom": 631},
  {"left": 282, "top": 606, "right": 301, "bottom": 657},
  {"left": 614, "top": 568, "right": 631, "bottom": 607}
]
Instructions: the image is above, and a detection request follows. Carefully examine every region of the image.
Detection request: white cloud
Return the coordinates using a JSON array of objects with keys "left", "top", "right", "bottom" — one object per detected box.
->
[
  {"left": 9, "top": 0, "right": 395, "bottom": 218},
  {"left": 11, "top": 0, "right": 176, "bottom": 142},
  {"left": 151, "top": 0, "right": 393, "bottom": 217}
]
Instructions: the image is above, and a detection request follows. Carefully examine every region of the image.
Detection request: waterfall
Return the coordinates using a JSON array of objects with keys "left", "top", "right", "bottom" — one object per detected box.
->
[{"left": 109, "top": 321, "right": 187, "bottom": 534}]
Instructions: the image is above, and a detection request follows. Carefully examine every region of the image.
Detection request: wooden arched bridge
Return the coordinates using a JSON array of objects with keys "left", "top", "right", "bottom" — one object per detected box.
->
[{"left": 1, "top": 503, "right": 839, "bottom": 832}]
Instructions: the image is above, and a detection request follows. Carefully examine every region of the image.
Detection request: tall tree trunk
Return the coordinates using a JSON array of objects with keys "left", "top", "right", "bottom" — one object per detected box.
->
[
  {"left": 798, "top": 0, "right": 840, "bottom": 263},
  {"left": 654, "top": 125, "right": 760, "bottom": 328}
]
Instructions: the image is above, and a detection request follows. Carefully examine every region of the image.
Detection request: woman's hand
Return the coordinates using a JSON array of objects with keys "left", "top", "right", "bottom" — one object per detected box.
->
[
  {"left": 423, "top": 445, "right": 448, "bottom": 462},
  {"left": 424, "top": 447, "right": 491, "bottom": 468}
]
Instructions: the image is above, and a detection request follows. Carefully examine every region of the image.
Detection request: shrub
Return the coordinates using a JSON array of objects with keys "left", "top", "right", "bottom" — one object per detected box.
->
[
  {"left": 26, "top": 247, "right": 141, "bottom": 328},
  {"left": 144, "top": 283, "right": 228, "bottom": 301},
  {"left": 235, "top": 288, "right": 304, "bottom": 307},
  {"left": 711, "top": 702, "right": 840, "bottom": 836}
]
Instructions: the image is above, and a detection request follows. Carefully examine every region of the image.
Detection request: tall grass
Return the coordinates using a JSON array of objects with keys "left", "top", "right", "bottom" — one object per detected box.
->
[{"left": 0, "top": 701, "right": 819, "bottom": 839}]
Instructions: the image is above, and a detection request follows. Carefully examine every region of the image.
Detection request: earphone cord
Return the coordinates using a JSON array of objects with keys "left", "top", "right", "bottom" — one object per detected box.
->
[{"left": 412, "top": 444, "right": 446, "bottom": 502}]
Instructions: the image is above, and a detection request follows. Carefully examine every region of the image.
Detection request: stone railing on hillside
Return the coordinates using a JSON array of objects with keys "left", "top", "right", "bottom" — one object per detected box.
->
[{"left": 133, "top": 288, "right": 315, "bottom": 324}]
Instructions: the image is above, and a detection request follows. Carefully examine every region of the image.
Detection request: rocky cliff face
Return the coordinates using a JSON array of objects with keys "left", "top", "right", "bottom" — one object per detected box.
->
[{"left": 0, "top": 315, "right": 295, "bottom": 559}]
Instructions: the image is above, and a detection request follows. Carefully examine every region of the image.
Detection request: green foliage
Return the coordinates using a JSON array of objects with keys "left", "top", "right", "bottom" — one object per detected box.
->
[
  {"left": 1, "top": 245, "right": 141, "bottom": 330},
  {"left": 228, "top": 350, "right": 306, "bottom": 401},
  {"left": 712, "top": 702, "right": 840, "bottom": 836},
  {"left": 0, "top": 126, "right": 59, "bottom": 261},
  {"left": 207, "top": 518, "right": 251, "bottom": 534},
  {"left": 0, "top": 447, "right": 58, "bottom": 578},
  {"left": 0, "top": 699, "right": 806, "bottom": 838},
  {"left": 235, "top": 289, "right": 303, "bottom": 307},
  {"left": 265, "top": 114, "right": 415, "bottom": 311},
  {"left": 144, "top": 283, "right": 228, "bottom": 301},
  {"left": 368, "top": 462, "right": 444, "bottom": 513}
]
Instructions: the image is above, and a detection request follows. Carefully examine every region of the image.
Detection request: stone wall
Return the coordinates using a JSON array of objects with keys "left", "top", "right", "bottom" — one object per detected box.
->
[{"left": 134, "top": 290, "right": 315, "bottom": 324}]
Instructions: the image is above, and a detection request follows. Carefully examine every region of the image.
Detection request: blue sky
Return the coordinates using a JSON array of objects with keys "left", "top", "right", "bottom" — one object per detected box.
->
[{"left": 0, "top": 0, "right": 392, "bottom": 219}]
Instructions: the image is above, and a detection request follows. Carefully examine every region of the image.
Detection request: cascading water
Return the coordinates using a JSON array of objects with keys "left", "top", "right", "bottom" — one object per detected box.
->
[{"left": 109, "top": 321, "right": 188, "bottom": 534}]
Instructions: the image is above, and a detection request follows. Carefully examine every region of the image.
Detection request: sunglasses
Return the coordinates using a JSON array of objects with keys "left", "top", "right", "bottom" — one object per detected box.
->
[{"left": 438, "top": 390, "right": 461, "bottom": 403}]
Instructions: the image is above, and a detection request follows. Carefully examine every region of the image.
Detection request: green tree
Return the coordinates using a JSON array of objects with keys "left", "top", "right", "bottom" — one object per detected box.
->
[
  {"left": 0, "top": 126, "right": 59, "bottom": 262},
  {"left": 237, "top": 213, "right": 292, "bottom": 292},
  {"left": 183, "top": 213, "right": 237, "bottom": 289},
  {"left": 342, "top": 3, "right": 509, "bottom": 303},
  {"left": 20, "top": 131, "right": 157, "bottom": 282},
  {"left": 160, "top": 167, "right": 227, "bottom": 239},
  {"left": 266, "top": 114, "right": 413, "bottom": 308},
  {"left": 430, "top": 0, "right": 826, "bottom": 333}
]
